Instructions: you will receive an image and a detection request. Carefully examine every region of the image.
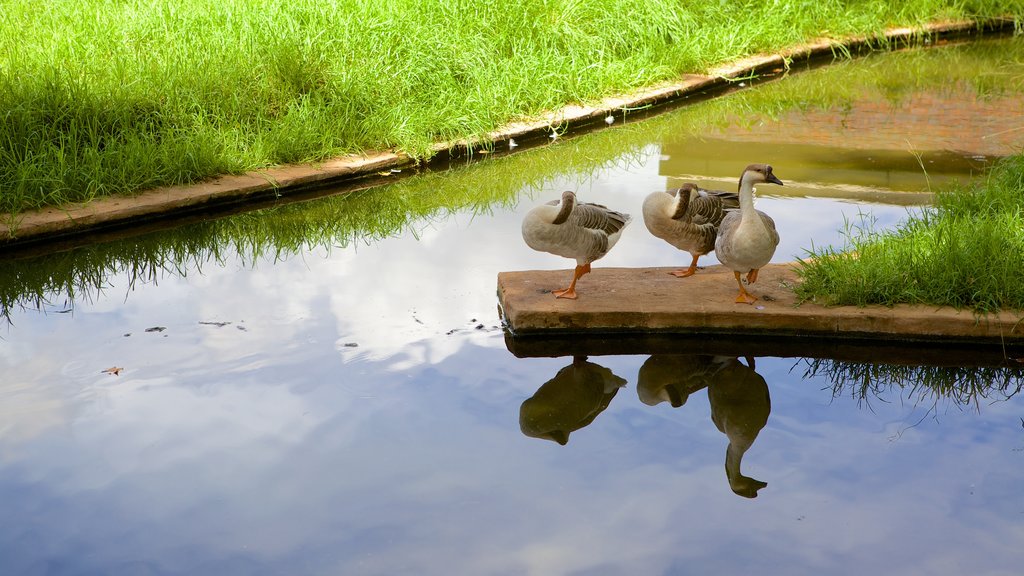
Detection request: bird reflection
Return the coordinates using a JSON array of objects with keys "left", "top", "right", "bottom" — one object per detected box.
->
[
  {"left": 709, "top": 356, "right": 771, "bottom": 498},
  {"left": 637, "top": 354, "right": 771, "bottom": 498},
  {"left": 637, "top": 354, "right": 718, "bottom": 407},
  {"left": 520, "top": 356, "right": 627, "bottom": 445}
]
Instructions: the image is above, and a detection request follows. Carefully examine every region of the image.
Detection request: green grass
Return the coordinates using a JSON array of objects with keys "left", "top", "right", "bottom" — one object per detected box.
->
[
  {"left": 796, "top": 153, "right": 1024, "bottom": 313},
  {"left": 2, "top": 0, "right": 1021, "bottom": 216}
]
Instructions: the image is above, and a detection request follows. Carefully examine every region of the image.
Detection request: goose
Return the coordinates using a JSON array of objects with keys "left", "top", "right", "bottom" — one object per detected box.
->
[
  {"left": 522, "top": 190, "right": 632, "bottom": 299},
  {"left": 643, "top": 183, "right": 738, "bottom": 277},
  {"left": 714, "top": 164, "right": 784, "bottom": 304}
]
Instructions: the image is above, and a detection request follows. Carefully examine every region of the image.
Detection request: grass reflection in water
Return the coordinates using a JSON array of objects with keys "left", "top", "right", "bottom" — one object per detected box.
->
[
  {"left": 803, "top": 357, "right": 1024, "bottom": 413},
  {"left": 0, "top": 112, "right": 652, "bottom": 322}
]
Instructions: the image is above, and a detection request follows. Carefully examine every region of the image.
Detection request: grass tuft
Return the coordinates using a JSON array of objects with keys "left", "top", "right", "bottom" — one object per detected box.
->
[{"left": 797, "top": 154, "right": 1024, "bottom": 313}]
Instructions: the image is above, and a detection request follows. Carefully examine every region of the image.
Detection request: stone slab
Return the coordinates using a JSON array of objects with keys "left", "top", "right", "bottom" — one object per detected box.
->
[{"left": 497, "top": 264, "right": 1024, "bottom": 345}]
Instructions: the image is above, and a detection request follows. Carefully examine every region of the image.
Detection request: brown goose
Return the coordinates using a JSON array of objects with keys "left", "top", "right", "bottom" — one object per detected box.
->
[
  {"left": 643, "top": 183, "right": 738, "bottom": 277},
  {"left": 714, "top": 164, "right": 784, "bottom": 304},
  {"left": 522, "top": 190, "right": 631, "bottom": 299}
]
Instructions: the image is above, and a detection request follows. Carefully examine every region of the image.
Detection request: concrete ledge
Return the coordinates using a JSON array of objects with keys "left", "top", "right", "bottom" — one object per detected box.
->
[
  {"left": 1, "top": 151, "right": 416, "bottom": 247},
  {"left": 1, "top": 18, "right": 1016, "bottom": 250},
  {"left": 497, "top": 264, "right": 1024, "bottom": 345}
]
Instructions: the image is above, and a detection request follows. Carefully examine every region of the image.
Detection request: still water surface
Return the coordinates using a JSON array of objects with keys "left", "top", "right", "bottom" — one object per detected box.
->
[{"left": 2, "top": 38, "right": 1023, "bottom": 575}]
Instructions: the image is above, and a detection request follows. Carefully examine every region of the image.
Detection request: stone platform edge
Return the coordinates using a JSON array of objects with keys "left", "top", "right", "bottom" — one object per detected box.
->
[
  {"left": 1, "top": 18, "right": 1016, "bottom": 249},
  {"left": 496, "top": 264, "right": 1024, "bottom": 344}
]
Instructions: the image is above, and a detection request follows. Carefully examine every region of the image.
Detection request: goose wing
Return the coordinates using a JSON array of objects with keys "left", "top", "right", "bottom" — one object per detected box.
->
[
  {"left": 756, "top": 210, "right": 780, "bottom": 247},
  {"left": 565, "top": 201, "right": 632, "bottom": 261},
  {"left": 689, "top": 189, "right": 738, "bottom": 226},
  {"left": 569, "top": 201, "right": 631, "bottom": 236},
  {"left": 720, "top": 209, "right": 741, "bottom": 231},
  {"left": 700, "top": 188, "right": 740, "bottom": 206}
]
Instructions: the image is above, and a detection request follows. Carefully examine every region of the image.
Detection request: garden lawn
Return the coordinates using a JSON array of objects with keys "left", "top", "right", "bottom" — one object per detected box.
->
[{"left": 2, "top": 0, "right": 1022, "bottom": 216}]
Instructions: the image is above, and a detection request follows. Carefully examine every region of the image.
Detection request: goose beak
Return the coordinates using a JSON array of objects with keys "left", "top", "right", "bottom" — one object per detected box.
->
[{"left": 767, "top": 173, "right": 784, "bottom": 186}]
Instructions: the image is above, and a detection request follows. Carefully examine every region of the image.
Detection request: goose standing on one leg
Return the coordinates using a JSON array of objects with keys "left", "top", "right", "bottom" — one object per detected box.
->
[
  {"left": 643, "top": 183, "right": 738, "bottom": 277},
  {"left": 522, "top": 190, "right": 631, "bottom": 299},
  {"left": 715, "top": 164, "right": 784, "bottom": 304}
]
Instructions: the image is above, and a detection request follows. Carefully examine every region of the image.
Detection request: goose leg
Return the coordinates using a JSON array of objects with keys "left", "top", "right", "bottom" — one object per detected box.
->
[
  {"left": 746, "top": 268, "right": 760, "bottom": 284},
  {"left": 671, "top": 254, "right": 701, "bottom": 278},
  {"left": 552, "top": 263, "right": 591, "bottom": 299},
  {"left": 734, "top": 271, "right": 758, "bottom": 304}
]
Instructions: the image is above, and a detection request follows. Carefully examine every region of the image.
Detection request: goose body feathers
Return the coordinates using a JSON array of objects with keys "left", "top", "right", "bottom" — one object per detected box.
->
[{"left": 643, "top": 183, "right": 739, "bottom": 277}]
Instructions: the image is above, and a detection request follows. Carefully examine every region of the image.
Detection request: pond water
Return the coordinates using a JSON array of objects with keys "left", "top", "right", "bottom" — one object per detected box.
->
[{"left": 2, "top": 37, "right": 1024, "bottom": 575}]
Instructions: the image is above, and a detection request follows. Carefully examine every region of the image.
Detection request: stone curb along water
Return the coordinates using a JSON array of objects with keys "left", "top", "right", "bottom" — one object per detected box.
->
[
  {"left": 0, "top": 18, "right": 1016, "bottom": 249},
  {"left": 497, "top": 264, "right": 1024, "bottom": 343}
]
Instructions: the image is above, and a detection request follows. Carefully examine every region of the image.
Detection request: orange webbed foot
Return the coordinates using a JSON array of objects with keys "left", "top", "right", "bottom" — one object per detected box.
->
[
  {"left": 552, "top": 288, "right": 579, "bottom": 299},
  {"left": 735, "top": 291, "right": 758, "bottom": 304},
  {"left": 670, "top": 255, "right": 700, "bottom": 278},
  {"left": 733, "top": 271, "right": 758, "bottom": 304},
  {"left": 552, "top": 264, "right": 588, "bottom": 299}
]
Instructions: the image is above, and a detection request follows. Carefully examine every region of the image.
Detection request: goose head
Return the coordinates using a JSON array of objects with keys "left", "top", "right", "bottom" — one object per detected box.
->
[{"left": 738, "top": 164, "right": 784, "bottom": 191}]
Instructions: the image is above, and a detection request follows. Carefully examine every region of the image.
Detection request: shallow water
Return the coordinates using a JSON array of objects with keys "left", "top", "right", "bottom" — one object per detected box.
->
[{"left": 2, "top": 38, "right": 1024, "bottom": 575}]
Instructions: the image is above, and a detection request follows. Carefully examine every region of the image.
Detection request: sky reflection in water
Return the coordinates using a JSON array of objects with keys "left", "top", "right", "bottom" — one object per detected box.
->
[{"left": 3, "top": 39, "right": 1024, "bottom": 575}]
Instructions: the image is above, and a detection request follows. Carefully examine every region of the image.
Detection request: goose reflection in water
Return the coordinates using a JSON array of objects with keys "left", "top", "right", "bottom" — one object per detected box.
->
[
  {"left": 637, "top": 354, "right": 720, "bottom": 408},
  {"left": 520, "top": 356, "right": 627, "bottom": 445},
  {"left": 638, "top": 354, "right": 771, "bottom": 498}
]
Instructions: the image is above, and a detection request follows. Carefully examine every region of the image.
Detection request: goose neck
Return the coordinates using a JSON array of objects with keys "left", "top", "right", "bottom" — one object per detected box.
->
[
  {"left": 725, "top": 442, "right": 744, "bottom": 473},
  {"left": 553, "top": 193, "right": 575, "bottom": 224},
  {"left": 738, "top": 178, "right": 757, "bottom": 216},
  {"left": 671, "top": 189, "right": 692, "bottom": 219}
]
